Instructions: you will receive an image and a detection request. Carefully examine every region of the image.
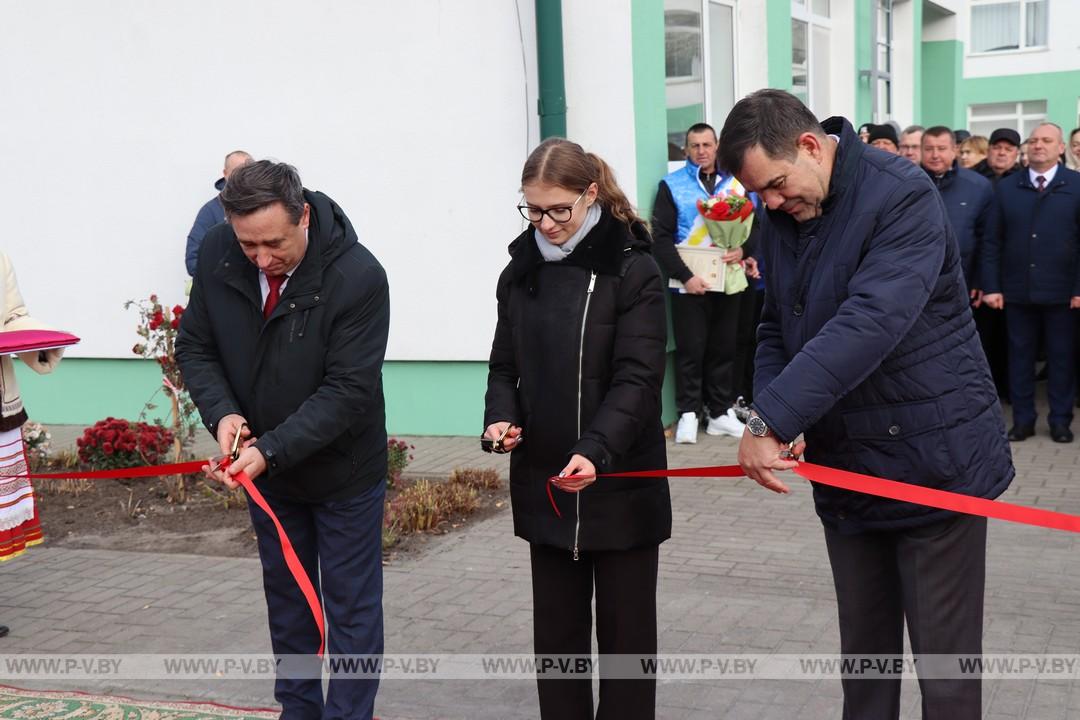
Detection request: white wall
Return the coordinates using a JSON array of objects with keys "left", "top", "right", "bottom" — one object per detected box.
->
[
  {"left": 562, "top": 0, "right": 640, "bottom": 205},
  {"left": 962, "top": 0, "right": 1080, "bottom": 78},
  {"left": 0, "top": 0, "right": 538, "bottom": 361}
]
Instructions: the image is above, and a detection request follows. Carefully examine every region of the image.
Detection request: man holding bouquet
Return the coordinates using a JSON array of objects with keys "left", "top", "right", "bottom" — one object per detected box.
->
[{"left": 652, "top": 123, "right": 757, "bottom": 444}]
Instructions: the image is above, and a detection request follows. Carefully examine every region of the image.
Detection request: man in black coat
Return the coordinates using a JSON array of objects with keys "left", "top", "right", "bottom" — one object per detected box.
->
[
  {"left": 721, "top": 90, "right": 1014, "bottom": 719},
  {"left": 176, "top": 161, "right": 390, "bottom": 720}
]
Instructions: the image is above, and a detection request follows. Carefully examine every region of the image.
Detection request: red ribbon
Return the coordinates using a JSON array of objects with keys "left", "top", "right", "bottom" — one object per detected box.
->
[
  {"left": 550, "top": 462, "right": 1080, "bottom": 534},
  {"left": 10, "top": 460, "right": 326, "bottom": 655}
]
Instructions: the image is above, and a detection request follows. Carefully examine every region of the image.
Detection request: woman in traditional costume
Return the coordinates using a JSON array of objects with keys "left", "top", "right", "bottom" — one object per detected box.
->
[{"left": 0, "top": 251, "right": 65, "bottom": 636}]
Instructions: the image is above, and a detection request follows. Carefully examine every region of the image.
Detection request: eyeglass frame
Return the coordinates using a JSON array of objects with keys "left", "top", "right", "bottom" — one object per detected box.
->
[{"left": 517, "top": 187, "right": 589, "bottom": 224}]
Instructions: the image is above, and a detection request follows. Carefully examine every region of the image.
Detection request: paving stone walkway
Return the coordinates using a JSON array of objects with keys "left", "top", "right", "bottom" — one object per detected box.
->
[{"left": 3, "top": 404, "right": 1080, "bottom": 718}]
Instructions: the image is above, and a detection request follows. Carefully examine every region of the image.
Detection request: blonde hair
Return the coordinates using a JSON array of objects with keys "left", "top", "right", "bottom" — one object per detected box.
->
[
  {"left": 521, "top": 138, "right": 643, "bottom": 227},
  {"left": 960, "top": 136, "right": 989, "bottom": 156}
]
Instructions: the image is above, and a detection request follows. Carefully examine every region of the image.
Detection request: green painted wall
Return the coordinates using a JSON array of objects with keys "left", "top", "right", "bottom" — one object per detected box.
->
[
  {"left": 854, "top": 0, "right": 873, "bottom": 124},
  {"left": 16, "top": 358, "right": 490, "bottom": 436},
  {"left": 921, "top": 40, "right": 964, "bottom": 128},
  {"left": 16, "top": 353, "right": 685, "bottom": 436},
  {"left": 921, "top": 40, "right": 1080, "bottom": 132},
  {"left": 631, "top": 0, "right": 669, "bottom": 221},
  {"left": 766, "top": 0, "right": 792, "bottom": 90},
  {"left": 961, "top": 70, "right": 1080, "bottom": 131}
]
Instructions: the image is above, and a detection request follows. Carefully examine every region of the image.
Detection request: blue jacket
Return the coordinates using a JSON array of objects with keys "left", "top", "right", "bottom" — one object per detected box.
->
[
  {"left": 924, "top": 162, "right": 996, "bottom": 290},
  {"left": 981, "top": 164, "right": 1080, "bottom": 304},
  {"left": 184, "top": 177, "right": 226, "bottom": 277},
  {"left": 753, "top": 118, "right": 1014, "bottom": 533}
]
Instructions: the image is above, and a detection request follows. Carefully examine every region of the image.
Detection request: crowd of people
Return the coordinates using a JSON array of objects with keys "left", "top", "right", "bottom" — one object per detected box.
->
[{"left": 659, "top": 117, "right": 1080, "bottom": 446}]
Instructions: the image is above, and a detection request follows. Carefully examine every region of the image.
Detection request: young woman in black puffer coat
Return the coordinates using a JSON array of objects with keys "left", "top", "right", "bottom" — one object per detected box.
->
[{"left": 483, "top": 138, "right": 671, "bottom": 720}]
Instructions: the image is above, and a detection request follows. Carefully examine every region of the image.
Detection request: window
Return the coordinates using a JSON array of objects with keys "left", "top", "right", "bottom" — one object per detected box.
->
[
  {"left": 664, "top": 4, "right": 705, "bottom": 159},
  {"left": 970, "top": 0, "right": 1048, "bottom": 53},
  {"left": 873, "top": 0, "right": 892, "bottom": 122},
  {"left": 791, "top": 0, "right": 831, "bottom": 116},
  {"left": 664, "top": 0, "right": 738, "bottom": 162},
  {"left": 665, "top": 10, "right": 703, "bottom": 79},
  {"left": 968, "top": 100, "right": 1047, "bottom": 139}
]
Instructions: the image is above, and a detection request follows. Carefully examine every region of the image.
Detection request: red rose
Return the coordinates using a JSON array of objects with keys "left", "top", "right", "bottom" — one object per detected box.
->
[
  {"left": 710, "top": 201, "right": 730, "bottom": 220},
  {"left": 171, "top": 317, "right": 180, "bottom": 330},
  {"left": 150, "top": 294, "right": 158, "bottom": 303},
  {"left": 102, "top": 442, "right": 114, "bottom": 455},
  {"left": 172, "top": 305, "right": 184, "bottom": 316}
]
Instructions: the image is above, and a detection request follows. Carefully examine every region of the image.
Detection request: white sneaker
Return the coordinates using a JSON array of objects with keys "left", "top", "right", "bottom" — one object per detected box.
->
[
  {"left": 706, "top": 408, "right": 745, "bottom": 437},
  {"left": 675, "top": 412, "right": 699, "bottom": 444}
]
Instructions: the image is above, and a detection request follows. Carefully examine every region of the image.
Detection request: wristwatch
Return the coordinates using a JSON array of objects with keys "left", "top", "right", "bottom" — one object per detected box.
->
[{"left": 746, "top": 412, "right": 770, "bottom": 438}]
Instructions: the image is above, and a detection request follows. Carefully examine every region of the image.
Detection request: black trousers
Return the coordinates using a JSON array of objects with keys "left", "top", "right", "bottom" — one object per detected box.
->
[
  {"left": 973, "top": 304, "right": 1009, "bottom": 399},
  {"left": 823, "top": 514, "right": 987, "bottom": 720},
  {"left": 1005, "top": 302, "right": 1076, "bottom": 427},
  {"left": 732, "top": 287, "right": 765, "bottom": 403},
  {"left": 671, "top": 291, "right": 742, "bottom": 416},
  {"left": 530, "top": 543, "right": 659, "bottom": 720}
]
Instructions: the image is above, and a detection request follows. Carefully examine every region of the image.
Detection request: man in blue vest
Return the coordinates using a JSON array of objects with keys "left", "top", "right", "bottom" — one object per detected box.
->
[
  {"left": 983, "top": 122, "right": 1080, "bottom": 443},
  {"left": 652, "top": 123, "right": 750, "bottom": 443}
]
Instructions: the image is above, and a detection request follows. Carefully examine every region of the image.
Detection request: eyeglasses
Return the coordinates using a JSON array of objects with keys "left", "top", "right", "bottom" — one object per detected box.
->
[{"left": 517, "top": 188, "right": 587, "bottom": 224}]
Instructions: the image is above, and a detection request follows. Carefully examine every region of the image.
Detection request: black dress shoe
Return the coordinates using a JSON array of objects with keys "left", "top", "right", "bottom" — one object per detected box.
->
[
  {"left": 1008, "top": 425, "right": 1035, "bottom": 441},
  {"left": 0, "top": 625, "right": 8, "bottom": 638},
  {"left": 1050, "top": 425, "right": 1074, "bottom": 443}
]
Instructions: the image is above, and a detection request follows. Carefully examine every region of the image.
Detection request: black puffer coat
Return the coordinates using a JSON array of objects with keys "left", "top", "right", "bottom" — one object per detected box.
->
[{"left": 484, "top": 209, "right": 671, "bottom": 553}]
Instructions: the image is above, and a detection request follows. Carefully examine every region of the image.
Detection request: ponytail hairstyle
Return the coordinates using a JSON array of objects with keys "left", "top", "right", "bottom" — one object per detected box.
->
[{"left": 521, "top": 138, "right": 644, "bottom": 228}]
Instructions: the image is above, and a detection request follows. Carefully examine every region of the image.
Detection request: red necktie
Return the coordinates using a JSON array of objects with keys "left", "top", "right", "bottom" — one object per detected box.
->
[
  {"left": 1036, "top": 175, "right": 1046, "bottom": 192},
  {"left": 263, "top": 274, "right": 286, "bottom": 319}
]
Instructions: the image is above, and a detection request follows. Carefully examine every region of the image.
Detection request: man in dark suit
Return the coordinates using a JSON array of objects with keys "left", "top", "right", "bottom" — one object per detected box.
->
[
  {"left": 177, "top": 160, "right": 390, "bottom": 719},
  {"left": 983, "top": 123, "right": 1080, "bottom": 443}
]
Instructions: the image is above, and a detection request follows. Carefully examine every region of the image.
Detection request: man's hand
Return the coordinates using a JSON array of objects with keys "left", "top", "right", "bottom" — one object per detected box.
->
[
  {"left": 737, "top": 430, "right": 806, "bottom": 495},
  {"left": 484, "top": 422, "right": 524, "bottom": 451},
  {"left": 982, "top": 293, "right": 1004, "bottom": 310},
  {"left": 721, "top": 247, "right": 744, "bottom": 264},
  {"left": 216, "top": 414, "right": 251, "bottom": 456},
  {"left": 743, "top": 256, "right": 761, "bottom": 280},
  {"left": 227, "top": 446, "right": 268, "bottom": 484},
  {"left": 1071, "top": 296, "right": 1080, "bottom": 309},
  {"left": 552, "top": 454, "right": 596, "bottom": 492},
  {"left": 970, "top": 288, "right": 983, "bottom": 308},
  {"left": 684, "top": 276, "right": 711, "bottom": 295}
]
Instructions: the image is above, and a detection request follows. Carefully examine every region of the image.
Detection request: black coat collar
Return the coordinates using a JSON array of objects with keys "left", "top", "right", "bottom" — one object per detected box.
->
[{"left": 508, "top": 209, "right": 651, "bottom": 281}]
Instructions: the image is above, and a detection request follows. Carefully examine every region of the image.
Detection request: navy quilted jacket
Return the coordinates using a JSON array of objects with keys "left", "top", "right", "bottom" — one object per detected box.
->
[{"left": 753, "top": 118, "right": 1014, "bottom": 533}]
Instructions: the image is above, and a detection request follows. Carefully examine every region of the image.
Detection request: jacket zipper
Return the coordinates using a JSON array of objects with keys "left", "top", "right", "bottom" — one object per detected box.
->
[{"left": 573, "top": 271, "right": 597, "bottom": 561}]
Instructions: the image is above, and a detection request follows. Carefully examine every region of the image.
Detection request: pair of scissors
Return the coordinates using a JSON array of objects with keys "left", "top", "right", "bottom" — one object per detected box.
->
[{"left": 207, "top": 423, "right": 248, "bottom": 474}]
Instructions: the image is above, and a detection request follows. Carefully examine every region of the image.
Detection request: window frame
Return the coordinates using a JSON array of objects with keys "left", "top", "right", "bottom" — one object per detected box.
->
[
  {"left": 966, "top": 99, "right": 1048, "bottom": 139},
  {"left": 791, "top": 0, "right": 832, "bottom": 115},
  {"left": 968, "top": 0, "right": 1049, "bottom": 56}
]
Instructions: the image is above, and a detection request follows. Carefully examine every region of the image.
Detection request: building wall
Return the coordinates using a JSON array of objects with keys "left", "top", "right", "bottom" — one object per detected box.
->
[{"left": 10, "top": 0, "right": 673, "bottom": 437}]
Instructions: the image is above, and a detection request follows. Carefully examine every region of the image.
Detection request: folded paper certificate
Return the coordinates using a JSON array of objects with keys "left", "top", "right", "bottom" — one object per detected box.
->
[
  {"left": 0, "top": 329, "right": 80, "bottom": 354},
  {"left": 668, "top": 245, "right": 728, "bottom": 293}
]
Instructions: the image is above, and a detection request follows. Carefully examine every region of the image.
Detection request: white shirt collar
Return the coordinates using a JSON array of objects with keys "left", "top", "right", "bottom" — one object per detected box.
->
[{"left": 1030, "top": 163, "right": 1059, "bottom": 187}]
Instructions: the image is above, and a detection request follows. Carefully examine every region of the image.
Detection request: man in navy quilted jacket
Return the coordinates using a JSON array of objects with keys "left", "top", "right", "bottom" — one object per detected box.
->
[
  {"left": 982, "top": 122, "right": 1080, "bottom": 444},
  {"left": 721, "top": 89, "right": 1014, "bottom": 719}
]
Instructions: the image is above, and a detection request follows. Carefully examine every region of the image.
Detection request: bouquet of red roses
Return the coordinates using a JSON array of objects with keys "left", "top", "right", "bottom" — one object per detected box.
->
[{"left": 695, "top": 193, "right": 755, "bottom": 294}]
